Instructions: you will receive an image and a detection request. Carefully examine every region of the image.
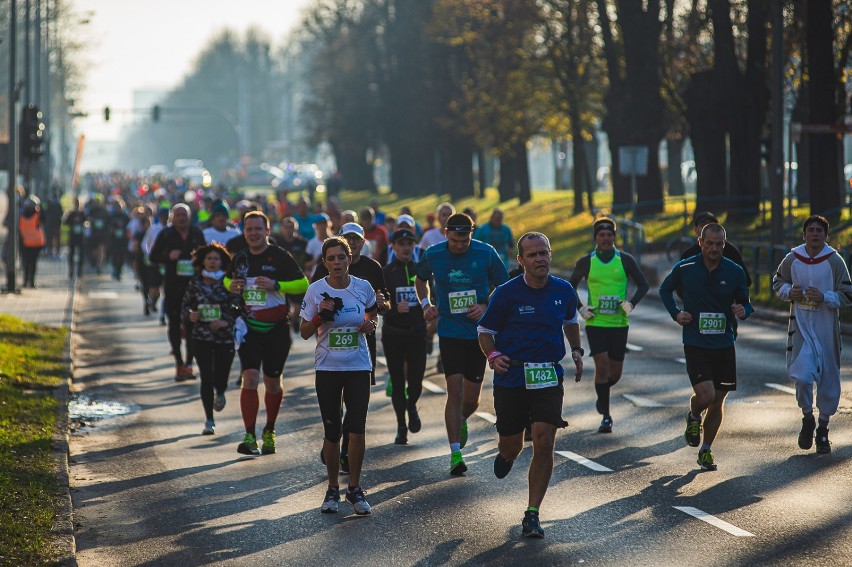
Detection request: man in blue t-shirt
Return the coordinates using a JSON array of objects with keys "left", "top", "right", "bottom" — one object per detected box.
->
[
  {"left": 415, "top": 213, "right": 509, "bottom": 476},
  {"left": 477, "top": 231, "right": 584, "bottom": 539},
  {"left": 474, "top": 208, "right": 514, "bottom": 269},
  {"left": 660, "top": 222, "right": 753, "bottom": 472}
]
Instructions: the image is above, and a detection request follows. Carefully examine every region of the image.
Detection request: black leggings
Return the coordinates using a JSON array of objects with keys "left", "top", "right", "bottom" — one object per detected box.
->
[
  {"left": 381, "top": 332, "right": 426, "bottom": 426},
  {"left": 68, "top": 241, "right": 84, "bottom": 277},
  {"left": 165, "top": 293, "right": 193, "bottom": 366},
  {"left": 315, "top": 370, "right": 371, "bottom": 441},
  {"left": 193, "top": 340, "right": 235, "bottom": 419}
]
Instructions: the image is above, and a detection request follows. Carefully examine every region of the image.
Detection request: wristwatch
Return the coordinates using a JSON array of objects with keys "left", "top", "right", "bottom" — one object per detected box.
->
[{"left": 571, "top": 346, "right": 584, "bottom": 357}]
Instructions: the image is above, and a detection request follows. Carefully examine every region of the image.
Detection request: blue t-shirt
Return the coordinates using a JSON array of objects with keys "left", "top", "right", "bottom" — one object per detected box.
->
[
  {"left": 659, "top": 254, "right": 753, "bottom": 349},
  {"left": 293, "top": 213, "right": 324, "bottom": 240},
  {"left": 474, "top": 223, "right": 514, "bottom": 267},
  {"left": 416, "top": 239, "right": 510, "bottom": 340},
  {"left": 478, "top": 275, "right": 579, "bottom": 388}
]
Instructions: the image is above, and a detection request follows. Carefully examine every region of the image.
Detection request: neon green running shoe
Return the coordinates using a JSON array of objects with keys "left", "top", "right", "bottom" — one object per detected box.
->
[
  {"left": 684, "top": 412, "right": 702, "bottom": 447},
  {"left": 450, "top": 450, "right": 467, "bottom": 476},
  {"left": 237, "top": 433, "right": 260, "bottom": 456},
  {"left": 261, "top": 430, "right": 276, "bottom": 455},
  {"left": 460, "top": 419, "right": 469, "bottom": 449},
  {"left": 697, "top": 449, "right": 717, "bottom": 471}
]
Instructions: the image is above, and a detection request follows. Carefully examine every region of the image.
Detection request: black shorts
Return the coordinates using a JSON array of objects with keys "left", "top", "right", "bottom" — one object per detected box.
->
[
  {"left": 238, "top": 325, "right": 292, "bottom": 378},
  {"left": 145, "top": 265, "right": 164, "bottom": 287},
  {"left": 683, "top": 344, "right": 737, "bottom": 391},
  {"left": 493, "top": 384, "right": 567, "bottom": 436},
  {"left": 585, "top": 326, "right": 629, "bottom": 361},
  {"left": 315, "top": 370, "right": 372, "bottom": 439},
  {"left": 439, "top": 336, "right": 486, "bottom": 383}
]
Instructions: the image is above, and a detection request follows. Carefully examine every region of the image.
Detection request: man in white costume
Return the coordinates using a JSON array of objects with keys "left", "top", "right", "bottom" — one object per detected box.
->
[{"left": 773, "top": 215, "right": 852, "bottom": 453}]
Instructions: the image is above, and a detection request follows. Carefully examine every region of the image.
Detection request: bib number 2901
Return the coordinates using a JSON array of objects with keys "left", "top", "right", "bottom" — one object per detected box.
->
[{"left": 698, "top": 312, "right": 726, "bottom": 334}]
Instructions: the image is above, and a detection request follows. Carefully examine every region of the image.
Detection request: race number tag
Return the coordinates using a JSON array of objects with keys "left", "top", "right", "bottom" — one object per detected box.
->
[
  {"left": 798, "top": 298, "right": 819, "bottom": 311},
  {"left": 176, "top": 259, "right": 194, "bottom": 277},
  {"left": 699, "top": 312, "right": 726, "bottom": 334},
  {"left": 243, "top": 286, "right": 267, "bottom": 306},
  {"left": 597, "top": 295, "right": 621, "bottom": 315},
  {"left": 449, "top": 290, "right": 476, "bottom": 314},
  {"left": 524, "top": 363, "right": 558, "bottom": 390},
  {"left": 198, "top": 304, "right": 221, "bottom": 322},
  {"left": 329, "top": 327, "right": 358, "bottom": 351},
  {"left": 93, "top": 219, "right": 105, "bottom": 230},
  {"left": 396, "top": 286, "right": 417, "bottom": 304}
]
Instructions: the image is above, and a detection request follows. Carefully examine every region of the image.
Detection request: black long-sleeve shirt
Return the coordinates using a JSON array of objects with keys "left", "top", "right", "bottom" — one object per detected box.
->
[
  {"left": 569, "top": 249, "right": 650, "bottom": 308},
  {"left": 381, "top": 258, "right": 426, "bottom": 335}
]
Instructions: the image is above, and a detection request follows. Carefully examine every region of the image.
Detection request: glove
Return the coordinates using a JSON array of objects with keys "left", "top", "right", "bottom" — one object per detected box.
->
[
  {"left": 579, "top": 305, "right": 595, "bottom": 320},
  {"left": 621, "top": 301, "right": 633, "bottom": 314}
]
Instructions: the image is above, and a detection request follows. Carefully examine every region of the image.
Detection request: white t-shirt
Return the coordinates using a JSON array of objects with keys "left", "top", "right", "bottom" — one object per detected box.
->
[
  {"left": 419, "top": 228, "right": 447, "bottom": 250},
  {"left": 306, "top": 236, "right": 324, "bottom": 260},
  {"left": 301, "top": 276, "right": 376, "bottom": 371},
  {"left": 203, "top": 225, "right": 242, "bottom": 246}
]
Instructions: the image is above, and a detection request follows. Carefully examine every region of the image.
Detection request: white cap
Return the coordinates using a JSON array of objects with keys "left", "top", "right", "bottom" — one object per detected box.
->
[
  {"left": 340, "top": 222, "right": 365, "bottom": 239},
  {"left": 396, "top": 214, "right": 416, "bottom": 228}
]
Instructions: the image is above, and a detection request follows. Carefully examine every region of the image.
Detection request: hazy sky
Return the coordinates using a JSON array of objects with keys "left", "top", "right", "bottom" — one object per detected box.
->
[{"left": 72, "top": 0, "right": 313, "bottom": 140}]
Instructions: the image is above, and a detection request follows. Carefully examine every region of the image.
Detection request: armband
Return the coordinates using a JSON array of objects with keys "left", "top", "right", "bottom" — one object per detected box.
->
[
  {"left": 421, "top": 298, "right": 431, "bottom": 309},
  {"left": 571, "top": 346, "right": 584, "bottom": 357},
  {"left": 311, "top": 314, "right": 324, "bottom": 327},
  {"left": 487, "top": 351, "right": 503, "bottom": 368}
]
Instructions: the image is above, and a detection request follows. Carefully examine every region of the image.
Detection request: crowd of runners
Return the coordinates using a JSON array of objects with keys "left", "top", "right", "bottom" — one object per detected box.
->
[{"left": 43, "top": 173, "right": 850, "bottom": 537}]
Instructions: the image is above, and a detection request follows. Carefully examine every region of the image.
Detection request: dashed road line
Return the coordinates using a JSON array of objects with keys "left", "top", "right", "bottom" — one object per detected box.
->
[
  {"left": 422, "top": 380, "right": 446, "bottom": 394},
  {"left": 765, "top": 382, "right": 796, "bottom": 395},
  {"left": 88, "top": 291, "right": 119, "bottom": 299},
  {"left": 555, "top": 450, "right": 613, "bottom": 472},
  {"left": 622, "top": 394, "right": 666, "bottom": 408},
  {"left": 626, "top": 343, "right": 644, "bottom": 352},
  {"left": 474, "top": 411, "right": 497, "bottom": 424},
  {"left": 673, "top": 506, "right": 754, "bottom": 537},
  {"left": 674, "top": 357, "right": 686, "bottom": 364}
]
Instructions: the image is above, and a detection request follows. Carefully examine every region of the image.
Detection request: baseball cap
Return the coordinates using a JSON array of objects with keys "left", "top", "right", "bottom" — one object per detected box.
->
[
  {"left": 692, "top": 211, "right": 718, "bottom": 226},
  {"left": 391, "top": 229, "right": 417, "bottom": 243},
  {"left": 340, "top": 222, "right": 365, "bottom": 239},
  {"left": 314, "top": 212, "right": 331, "bottom": 224},
  {"left": 445, "top": 213, "right": 474, "bottom": 233},
  {"left": 211, "top": 201, "right": 230, "bottom": 217},
  {"left": 396, "top": 214, "right": 416, "bottom": 228}
]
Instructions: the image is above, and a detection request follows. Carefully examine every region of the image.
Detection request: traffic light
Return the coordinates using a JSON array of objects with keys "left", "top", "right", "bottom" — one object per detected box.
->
[
  {"left": 19, "top": 104, "right": 46, "bottom": 161},
  {"left": 104, "top": 106, "right": 111, "bottom": 121},
  {"left": 152, "top": 105, "right": 160, "bottom": 122}
]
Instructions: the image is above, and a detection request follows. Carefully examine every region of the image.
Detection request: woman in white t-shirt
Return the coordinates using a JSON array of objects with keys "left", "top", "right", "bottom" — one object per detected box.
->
[{"left": 301, "top": 236, "right": 378, "bottom": 516}]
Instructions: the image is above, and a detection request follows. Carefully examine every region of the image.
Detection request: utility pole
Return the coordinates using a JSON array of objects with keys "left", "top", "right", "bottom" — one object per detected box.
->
[
  {"left": 6, "top": 0, "right": 20, "bottom": 293},
  {"left": 769, "top": 0, "right": 785, "bottom": 248}
]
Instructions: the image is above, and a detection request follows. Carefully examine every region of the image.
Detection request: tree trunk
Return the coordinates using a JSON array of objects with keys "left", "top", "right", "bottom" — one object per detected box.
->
[
  {"left": 685, "top": 70, "right": 728, "bottom": 212},
  {"left": 667, "top": 136, "right": 685, "bottom": 196},
  {"left": 517, "top": 143, "right": 531, "bottom": 204},
  {"left": 476, "top": 148, "right": 488, "bottom": 197}
]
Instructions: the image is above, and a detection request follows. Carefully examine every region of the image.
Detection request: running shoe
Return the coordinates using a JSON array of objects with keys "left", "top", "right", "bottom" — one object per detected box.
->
[
  {"left": 598, "top": 415, "right": 613, "bottom": 434},
  {"left": 340, "top": 452, "right": 350, "bottom": 474},
  {"left": 394, "top": 425, "right": 408, "bottom": 445},
  {"left": 202, "top": 418, "right": 215, "bottom": 435},
  {"left": 237, "top": 433, "right": 260, "bottom": 456},
  {"left": 321, "top": 486, "right": 340, "bottom": 514},
  {"left": 408, "top": 406, "right": 422, "bottom": 433},
  {"left": 181, "top": 365, "right": 196, "bottom": 380},
  {"left": 450, "top": 451, "right": 467, "bottom": 475},
  {"left": 697, "top": 449, "right": 717, "bottom": 471},
  {"left": 214, "top": 393, "right": 226, "bottom": 412},
  {"left": 494, "top": 453, "right": 514, "bottom": 479},
  {"left": 174, "top": 363, "right": 189, "bottom": 383},
  {"left": 522, "top": 510, "right": 545, "bottom": 538},
  {"left": 798, "top": 414, "right": 816, "bottom": 450},
  {"left": 815, "top": 426, "right": 831, "bottom": 454},
  {"left": 261, "top": 430, "right": 276, "bottom": 455},
  {"left": 345, "top": 486, "right": 372, "bottom": 515},
  {"left": 684, "top": 413, "right": 702, "bottom": 447},
  {"left": 460, "top": 419, "right": 469, "bottom": 449}
]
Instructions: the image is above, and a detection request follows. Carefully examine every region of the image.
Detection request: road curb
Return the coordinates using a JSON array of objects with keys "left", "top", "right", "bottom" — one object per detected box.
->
[{"left": 51, "top": 276, "right": 80, "bottom": 566}]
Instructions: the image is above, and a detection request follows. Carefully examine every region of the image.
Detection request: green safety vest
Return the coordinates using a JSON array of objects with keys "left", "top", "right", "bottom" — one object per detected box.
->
[{"left": 586, "top": 250, "right": 628, "bottom": 328}]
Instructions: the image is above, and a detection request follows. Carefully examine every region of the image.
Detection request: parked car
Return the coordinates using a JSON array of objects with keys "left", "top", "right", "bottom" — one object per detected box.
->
[{"left": 239, "top": 164, "right": 285, "bottom": 189}]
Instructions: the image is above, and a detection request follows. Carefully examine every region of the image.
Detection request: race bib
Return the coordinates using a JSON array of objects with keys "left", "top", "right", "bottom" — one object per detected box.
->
[
  {"left": 396, "top": 286, "right": 417, "bottom": 305},
  {"left": 797, "top": 298, "right": 819, "bottom": 311},
  {"left": 524, "top": 363, "right": 558, "bottom": 390},
  {"left": 198, "top": 304, "right": 221, "bottom": 322},
  {"left": 243, "top": 286, "right": 267, "bottom": 306},
  {"left": 114, "top": 228, "right": 125, "bottom": 238},
  {"left": 93, "top": 219, "right": 105, "bottom": 230},
  {"left": 449, "top": 290, "right": 476, "bottom": 314},
  {"left": 699, "top": 312, "right": 726, "bottom": 334},
  {"left": 597, "top": 295, "right": 621, "bottom": 315},
  {"left": 176, "top": 259, "right": 194, "bottom": 277},
  {"left": 71, "top": 225, "right": 83, "bottom": 235},
  {"left": 329, "top": 327, "right": 358, "bottom": 351}
]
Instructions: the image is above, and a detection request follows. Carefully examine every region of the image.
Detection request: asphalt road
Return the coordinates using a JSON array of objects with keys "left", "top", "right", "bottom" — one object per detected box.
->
[{"left": 70, "top": 274, "right": 852, "bottom": 567}]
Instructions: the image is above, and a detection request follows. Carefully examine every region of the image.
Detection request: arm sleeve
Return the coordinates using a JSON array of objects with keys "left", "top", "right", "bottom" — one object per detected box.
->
[
  {"left": 621, "top": 253, "right": 650, "bottom": 306},
  {"left": 772, "top": 254, "right": 794, "bottom": 301},
  {"left": 568, "top": 255, "right": 590, "bottom": 290},
  {"left": 148, "top": 230, "right": 168, "bottom": 263},
  {"left": 824, "top": 256, "right": 852, "bottom": 309},
  {"left": 180, "top": 280, "right": 197, "bottom": 321},
  {"left": 277, "top": 250, "right": 309, "bottom": 294},
  {"left": 734, "top": 267, "right": 754, "bottom": 318},
  {"left": 659, "top": 264, "right": 683, "bottom": 320}
]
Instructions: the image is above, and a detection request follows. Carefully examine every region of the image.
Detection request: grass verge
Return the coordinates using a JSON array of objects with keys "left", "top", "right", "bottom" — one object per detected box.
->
[{"left": 0, "top": 314, "right": 68, "bottom": 566}]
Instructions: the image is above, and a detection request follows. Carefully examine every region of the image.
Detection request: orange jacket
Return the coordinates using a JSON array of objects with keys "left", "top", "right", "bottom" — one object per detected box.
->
[{"left": 19, "top": 213, "right": 46, "bottom": 248}]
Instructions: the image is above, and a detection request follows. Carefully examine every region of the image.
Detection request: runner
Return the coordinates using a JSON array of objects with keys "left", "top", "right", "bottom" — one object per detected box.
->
[
  {"left": 415, "top": 213, "right": 509, "bottom": 475},
  {"left": 382, "top": 229, "right": 427, "bottom": 445},
  {"left": 772, "top": 215, "right": 852, "bottom": 453},
  {"left": 569, "top": 218, "right": 649, "bottom": 433},
  {"left": 681, "top": 211, "right": 751, "bottom": 287},
  {"left": 107, "top": 200, "right": 130, "bottom": 282},
  {"left": 659, "top": 223, "right": 753, "bottom": 471},
  {"left": 181, "top": 243, "right": 240, "bottom": 435},
  {"left": 202, "top": 200, "right": 241, "bottom": 246},
  {"left": 63, "top": 197, "right": 86, "bottom": 278},
  {"left": 141, "top": 207, "right": 170, "bottom": 322},
  {"left": 301, "top": 236, "right": 378, "bottom": 515},
  {"left": 478, "top": 231, "right": 583, "bottom": 538},
  {"left": 149, "top": 204, "right": 207, "bottom": 381},
  {"left": 225, "top": 211, "right": 309, "bottom": 456}
]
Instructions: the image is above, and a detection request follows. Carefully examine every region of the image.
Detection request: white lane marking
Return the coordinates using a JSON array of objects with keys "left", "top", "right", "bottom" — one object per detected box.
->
[
  {"left": 474, "top": 411, "right": 497, "bottom": 424},
  {"left": 376, "top": 355, "right": 388, "bottom": 367},
  {"left": 674, "top": 357, "right": 686, "bottom": 364},
  {"left": 765, "top": 382, "right": 796, "bottom": 395},
  {"left": 87, "top": 291, "right": 118, "bottom": 299},
  {"left": 673, "top": 506, "right": 755, "bottom": 537},
  {"left": 555, "top": 450, "right": 613, "bottom": 472},
  {"left": 626, "top": 343, "right": 644, "bottom": 352},
  {"left": 622, "top": 394, "right": 666, "bottom": 408},
  {"left": 422, "top": 380, "right": 446, "bottom": 394}
]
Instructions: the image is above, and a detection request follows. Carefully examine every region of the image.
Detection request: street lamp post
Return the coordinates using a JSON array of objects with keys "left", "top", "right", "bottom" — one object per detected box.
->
[{"left": 5, "top": 0, "right": 20, "bottom": 293}]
